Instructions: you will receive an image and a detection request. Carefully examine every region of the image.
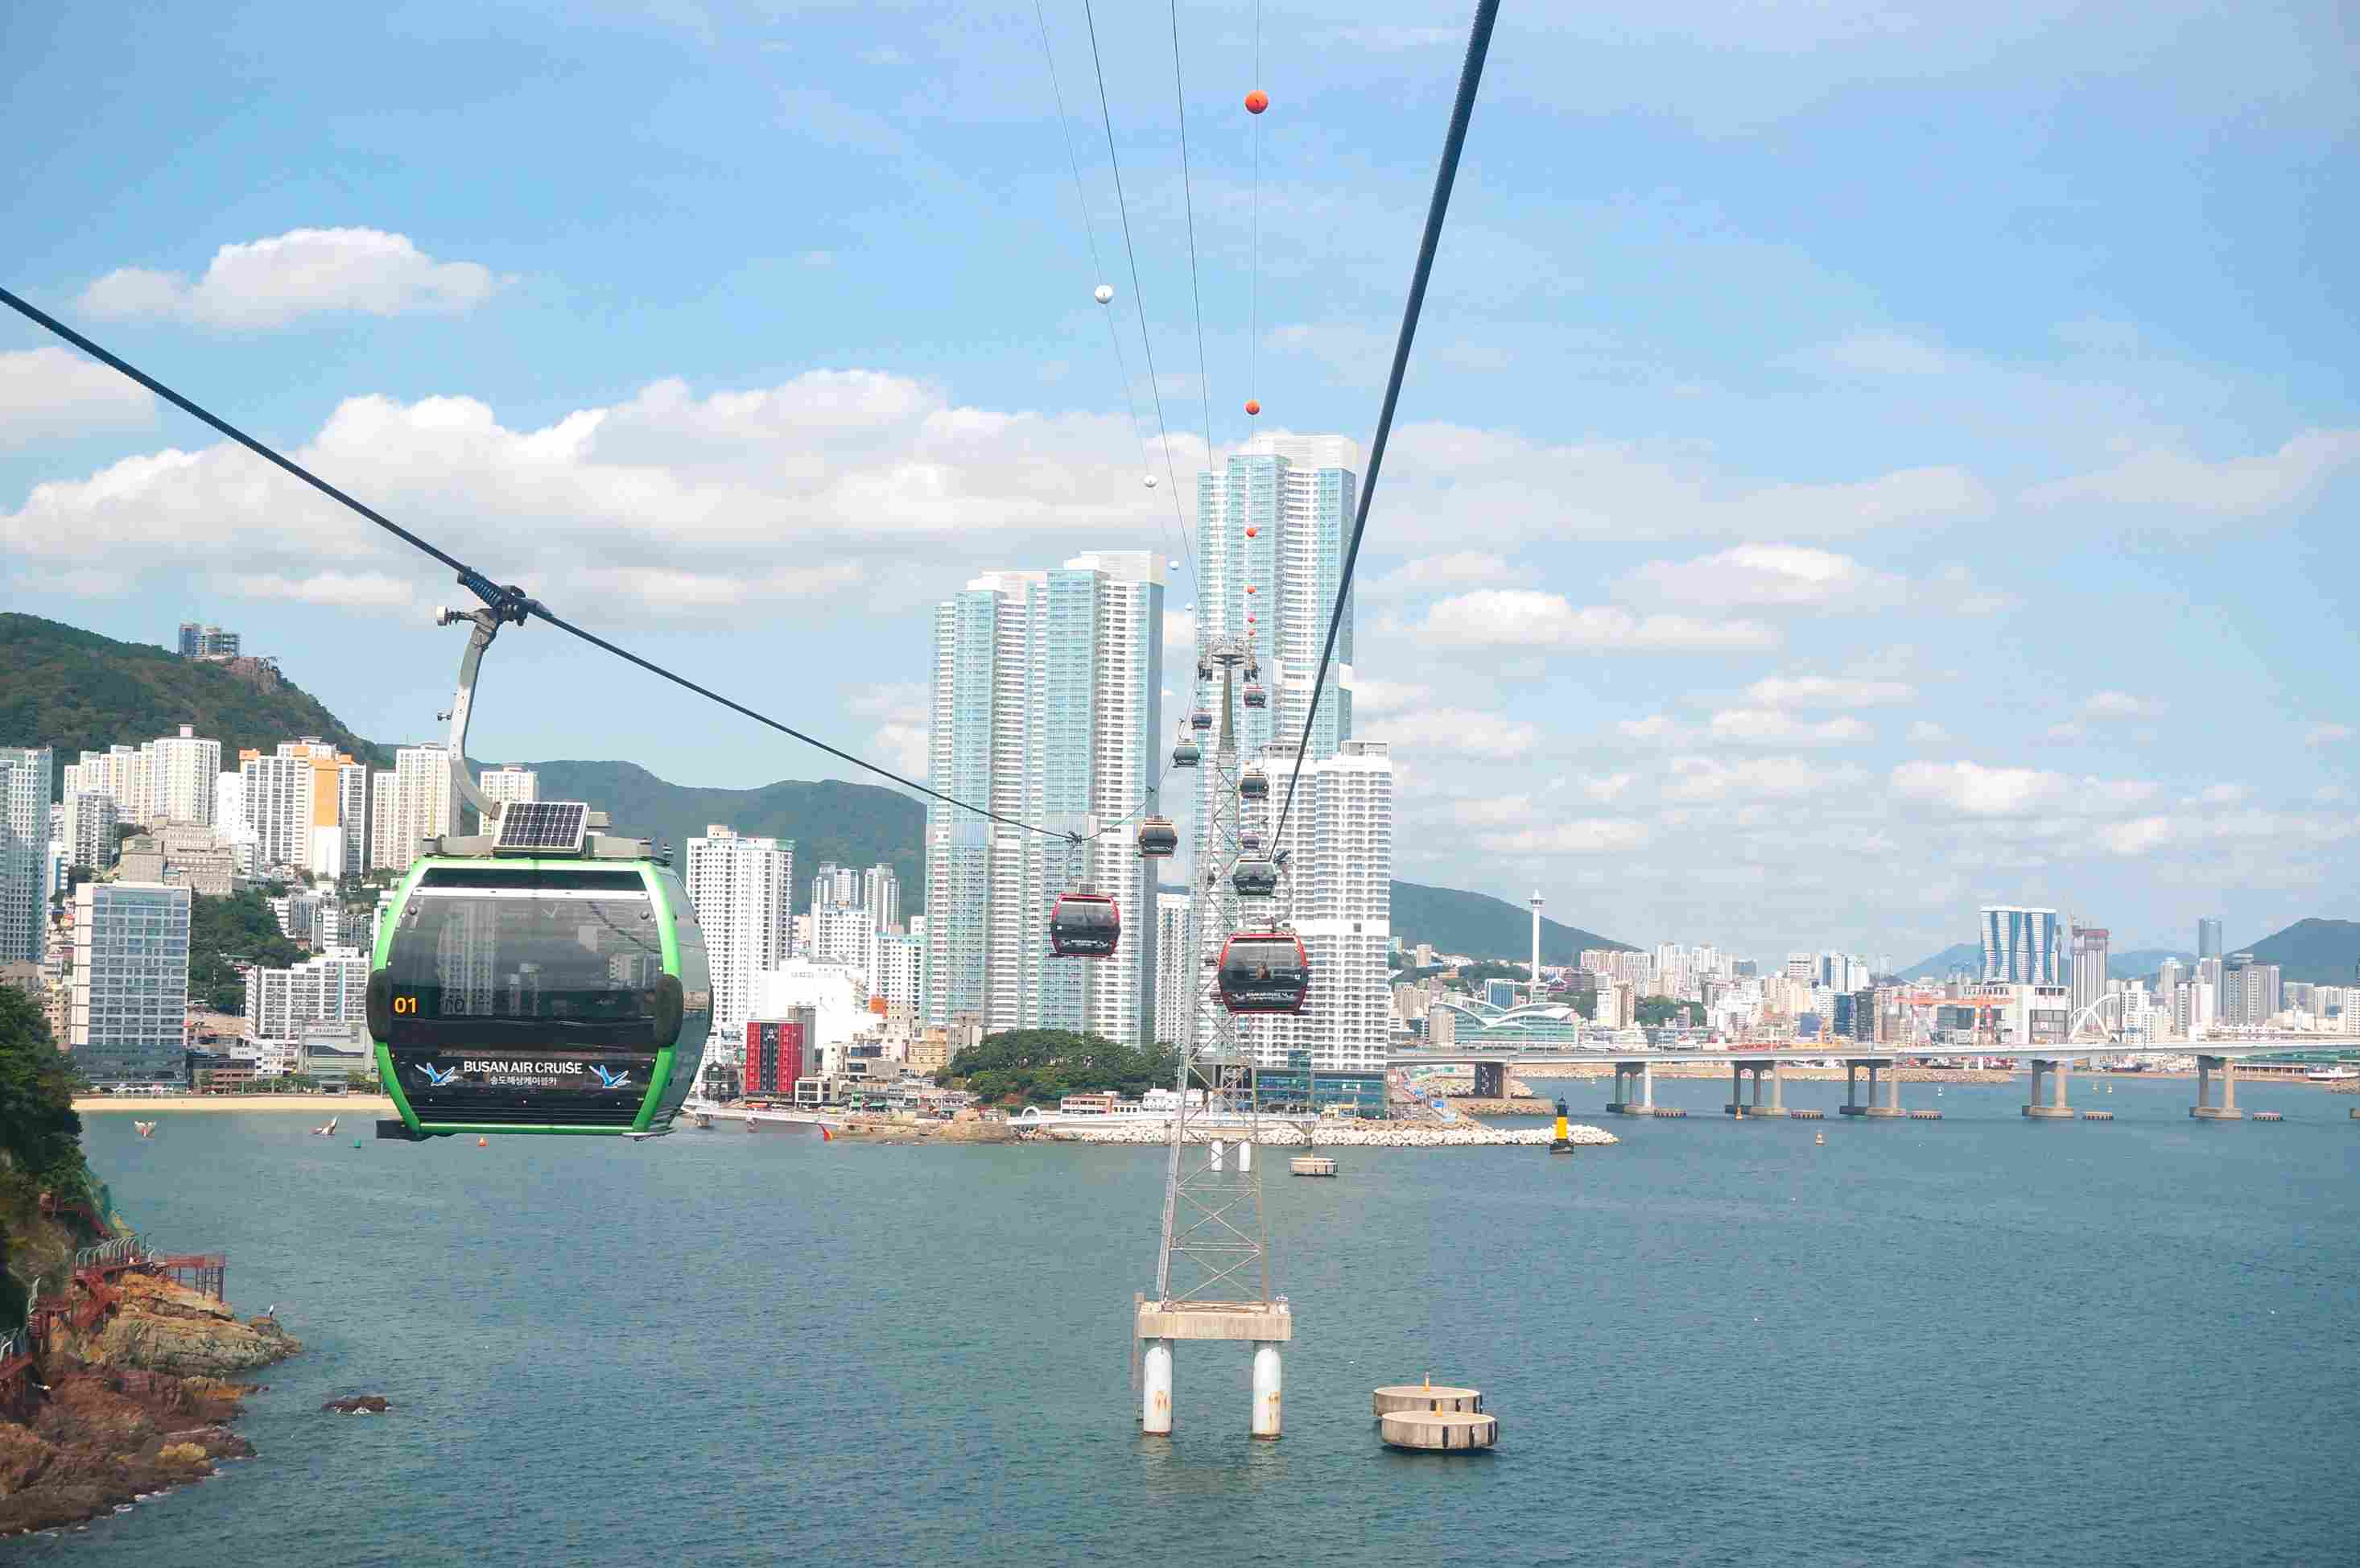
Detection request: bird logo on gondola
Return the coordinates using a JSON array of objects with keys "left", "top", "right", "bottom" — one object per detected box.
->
[
  {"left": 591, "top": 1066, "right": 632, "bottom": 1090},
  {"left": 416, "top": 1063, "right": 459, "bottom": 1087}
]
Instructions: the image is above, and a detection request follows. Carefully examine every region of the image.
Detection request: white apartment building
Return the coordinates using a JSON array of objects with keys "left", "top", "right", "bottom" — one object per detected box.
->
[
  {"left": 145, "top": 726, "right": 221, "bottom": 826},
  {"left": 1267, "top": 741, "right": 1392, "bottom": 1073},
  {"left": 811, "top": 863, "right": 859, "bottom": 911},
  {"left": 71, "top": 881, "right": 189, "bottom": 1083},
  {"left": 61, "top": 790, "right": 119, "bottom": 873},
  {"left": 246, "top": 948, "right": 370, "bottom": 1044},
  {"left": 812, "top": 901, "right": 879, "bottom": 981},
  {"left": 238, "top": 749, "right": 315, "bottom": 873},
  {"left": 923, "top": 551, "right": 1163, "bottom": 1046},
  {"left": 337, "top": 763, "right": 370, "bottom": 875},
  {"left": 684, "top": 825, "right": 794, "bottom": 1042},
  {"left": 392, "top": 745, "right": 457, "bottom": 860},
  {"left": 368, "top": 770, "right": 401, "bottom": 871},
  {"left": 873, "top": 931, "right": 923, "bottom": 1012},
  {"left": 862, "top": 864, "right": 901, "bottom": 933},
  {"left": 1154, "top": 890, "right": 1194, "bottom": 1049}
]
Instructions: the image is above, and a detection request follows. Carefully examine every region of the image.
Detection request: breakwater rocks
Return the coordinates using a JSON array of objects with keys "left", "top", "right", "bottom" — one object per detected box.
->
[
  {"left": 1046, "top": 1119, "right": 1617, "bottom": 1149},
  {"left": 834, "top": 1110, "right": 1018, "bottom": 1145},
  {"left": 0, "top": 1274, "right": 299, "bottom": 1537},
  {"left": 1445, "top": 1097, "right": 1559, "bottom": 1116}
]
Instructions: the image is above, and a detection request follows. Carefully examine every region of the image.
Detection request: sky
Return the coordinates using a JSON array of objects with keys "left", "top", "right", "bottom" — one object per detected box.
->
[{"left": 2, "top": 0, "right": 2354, "bottom": 965}]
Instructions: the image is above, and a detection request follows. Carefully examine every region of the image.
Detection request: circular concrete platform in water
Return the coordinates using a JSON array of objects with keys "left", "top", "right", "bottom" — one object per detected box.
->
[
  {"left": 2254, "top": 1112, "right": 2283, "bottom": 1122},
  {"left": 1290, "top": 1155, "right": 1338, "bottom": 1177},
  {"left": 1380, "top": 1409, "right": 1498, "bottom": 1451},
  {"left": 2082, "top": 1110, "right": 2115, "bottom": 1120},
  {"left": 1373, "top": 1384, "right": 1482, "bottom": 1417}
]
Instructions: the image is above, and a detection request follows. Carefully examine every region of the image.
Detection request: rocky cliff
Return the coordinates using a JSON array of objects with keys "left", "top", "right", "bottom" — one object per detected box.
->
[{"left": 0, "top": 1273, "right": 299, "bottom": 1537}]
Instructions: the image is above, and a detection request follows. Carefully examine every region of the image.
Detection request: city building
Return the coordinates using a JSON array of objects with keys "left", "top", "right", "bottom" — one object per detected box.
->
[
  {"left": 749, "top": 959, "right": 868, "bottom": 1069},
  {"left": 811, "top": 862, "right": 860, "bottom": 911},
  {"left": 861, "top": 864, "right": 901, "bottom": 933},
  {"left": 1227, "top": 740, "right": 1397, "bottom": 1073},
  {"left": 1191, "top": 435, "right": 1359, "bottom": 773},
  {"left": 744, "top": 1012, "right": 814, "bottom": 1096},
  {"left": 0, "top": 748, "right": 53, "bottom": 965},
  {"left": 1154, "top": 891, "right": 1193, "bottom": 1048},
  {"left": 390, "top": 745, "right": 458, "bottom": 862},
  {"left": 873, "top": 931, "right": 924, "bottom": 1013},
  {"left": 237, "top": 748, "right": 316, "bottom": 873},
  {"left": 684, "top": 825, "right": 794, "bottom": 1039},
  {"left": 117, "top": 823, "right": 242, "bottom": 897},
  {"left": 2071, "top": 925, "right": 2110, "bottom": 1019},
  {"left": 176, "top": 622, "right": 239, "bottom": 659},
  {"left": 368, "top": 770, "right": 401, "bottom": 871},
  {"left": 337, "top": 762, "right": 370, "bottom": 878},
  {"left": 70, "top": 881, "right": 190, "bottom": 1083},
  {"left": 61, "top": 790, "right": 120, "bottom": 873},
  {"left": 1980, "top": 906, "right": 2063, "bottom": 986},
  {"left": 2197, "top": 917, "right": 2223, "bottom": 960},
  {"left": 923, "top": 551, "right": 1164, "bottom": 1046},
  {"left": 2220, "top": 953, "right": 2282, "bottom": 1028},
  {"left": 474, "top": 765, "right": 538, "bottom": 833},
  {"left": 145, "top": 726, "right": 221, "bottom": 827},
  {"left": 246, "top": 949, "right": 369, "bottom": 1045},
  {"left": 812, "top": 900, "right": 878, "bottom": 979}
]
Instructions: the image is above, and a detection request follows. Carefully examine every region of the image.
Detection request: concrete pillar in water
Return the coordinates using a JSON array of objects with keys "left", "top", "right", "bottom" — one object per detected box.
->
[
  {"left": 1141, "top": 1338, "right": 1174, "bottom": 1434},
  {"left": 1767, "top": 1061, "right": 1785, "bottom": 1114},
  {"left": 1640, "top": 1061, "right": 1656, "bottom": 1111},
  {"left": 1210, "top": 1139, "right": 1226, "bottom": 1171},
  {"left": 1844, "top": 1063, "right": 1860, "bottom": 1115},
  {"left": 1238, "top": 1140, "right": 1253, "bottom": 1173},
  {"left": 2024, "top": 1058, "right": 2074, "bottom": 1119},
  {"left": 1865, "top": 1060, "right": 1904, "bottom": 1117},
  {"left": 2192, "top": 1054, "right": 2245, "bottom": 1120},
  {"left": 1250, "top": 1343, "right": 1283, "bottom": 1439}
]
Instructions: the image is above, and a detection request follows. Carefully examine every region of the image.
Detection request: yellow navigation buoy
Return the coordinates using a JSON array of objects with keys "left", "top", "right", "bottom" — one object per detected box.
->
[{"left": 1814, "top": 1132, "right": 1826, "bottom": 1146}]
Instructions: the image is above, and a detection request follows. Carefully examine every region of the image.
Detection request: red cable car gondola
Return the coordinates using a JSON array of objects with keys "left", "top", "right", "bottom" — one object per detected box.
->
[
  {"left": 1243, "top": 683, "right": 1267, "bottom": 709},
  {"left": 1217, "top": 929, "right": 1309, "bottom": 1014},
  {"left": 1049, "top": 892, "right": 1120, "bottom": 959}
]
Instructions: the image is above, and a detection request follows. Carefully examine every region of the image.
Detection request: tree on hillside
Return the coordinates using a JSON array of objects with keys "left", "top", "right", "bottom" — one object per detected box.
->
[
  {"left": 1637, "top": 996, "right": 1704, "bottom": 1028},
  {"left": 939, "top": 1029, "right": 1178, "bottom": 1106},
  {"left": 189, "top": 890, "right": 302, "bottom": 1012},
  {"left": 0, "top": 985, "right": 89, "bottom": 1203}
]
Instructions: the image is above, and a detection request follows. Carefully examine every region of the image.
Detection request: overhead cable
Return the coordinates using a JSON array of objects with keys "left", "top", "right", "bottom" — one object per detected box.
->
[
  {"left": 1166, "top": 0, "right": 1217, "bottom": 464},
  {"left": 1269, "top": 0, "right": 1500, "bottom": 847},
  {"left": 0, "top": 283, "right": 1085, "bottom": 845}
]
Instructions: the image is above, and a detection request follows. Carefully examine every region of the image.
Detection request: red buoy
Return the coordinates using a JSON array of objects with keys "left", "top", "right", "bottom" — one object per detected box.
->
[
  {"left": 1244, "top": 526, "right": 1258, "bottom": 538},
  {"left": 1245, "top": 89, "right": 1269, "bottom": 115},
  {"left": 1244, "top": 398, "right": 1261, "bottom": 415}
]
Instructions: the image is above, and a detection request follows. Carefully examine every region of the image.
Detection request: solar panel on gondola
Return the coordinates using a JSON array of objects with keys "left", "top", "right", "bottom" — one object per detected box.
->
[{"left": 493, "top": 800, "right": 590, "bottom": 854}]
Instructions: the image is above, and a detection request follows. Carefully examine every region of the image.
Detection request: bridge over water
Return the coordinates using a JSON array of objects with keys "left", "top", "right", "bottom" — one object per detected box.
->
[{"left": 1389, "top": 1040, "right": 2359, "bottom": 1122}]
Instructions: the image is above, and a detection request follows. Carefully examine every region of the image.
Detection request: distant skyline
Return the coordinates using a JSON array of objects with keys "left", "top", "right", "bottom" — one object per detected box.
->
[{"left": 2, "top": 1, "right": 2354, "bottom": 959}]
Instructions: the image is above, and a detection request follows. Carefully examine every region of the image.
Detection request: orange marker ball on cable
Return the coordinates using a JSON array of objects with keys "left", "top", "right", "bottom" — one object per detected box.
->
[
  {"left": 1245, "top": 90, "right": 1269, "bottom": 114},
  {"left": 1244, "top": 398, "right": 1260, "bottom": 416}
]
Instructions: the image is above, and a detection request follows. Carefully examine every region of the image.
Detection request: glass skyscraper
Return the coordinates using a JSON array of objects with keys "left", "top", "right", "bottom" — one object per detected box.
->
[
  {"left": 1981, "top": 905, "right": 2064, "bottom": 985},
  {"left": 924, "top": 552, "right": 1164, "bottom": 1046},
  {"left": 0, "top": 747, "right": 53, "bottom": 964}
]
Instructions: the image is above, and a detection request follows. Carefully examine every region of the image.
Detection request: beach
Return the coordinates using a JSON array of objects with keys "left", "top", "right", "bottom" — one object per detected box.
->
[{"left": 73, "top": 1094, "right": 395, "bottom": 1114}]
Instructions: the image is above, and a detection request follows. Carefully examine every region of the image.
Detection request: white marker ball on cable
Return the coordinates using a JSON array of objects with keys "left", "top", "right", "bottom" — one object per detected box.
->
[
  {"left": 1095, "top": 284, "right": 1115, "bottom": 304},
  {"left": 1144, "top": 474, "right": 1157, "bottom": 489}
]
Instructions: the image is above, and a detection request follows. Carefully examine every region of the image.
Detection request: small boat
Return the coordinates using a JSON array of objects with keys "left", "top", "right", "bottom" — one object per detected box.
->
[{"left": 133, "top": 1121, "right": 157, "bottom": 1139}]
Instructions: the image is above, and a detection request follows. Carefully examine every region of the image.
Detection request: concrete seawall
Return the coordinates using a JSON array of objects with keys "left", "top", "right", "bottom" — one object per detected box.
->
[{"left": 1043, "top": 1120, "right": 1616, "bottom": 1149}]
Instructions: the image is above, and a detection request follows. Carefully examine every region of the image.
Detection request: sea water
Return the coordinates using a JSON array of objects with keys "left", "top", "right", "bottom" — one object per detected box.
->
[{"left": 27, "top": 1072, "right": 2359, "bottom": 1567}]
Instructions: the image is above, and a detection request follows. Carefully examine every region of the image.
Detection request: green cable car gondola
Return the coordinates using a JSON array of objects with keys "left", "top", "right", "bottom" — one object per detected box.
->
[{"left": 368, "top": 603, "right": 712, "bottom": 1141}]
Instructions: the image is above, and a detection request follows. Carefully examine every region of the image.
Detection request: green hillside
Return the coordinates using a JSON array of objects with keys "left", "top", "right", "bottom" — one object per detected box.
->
[
  {"left": 522, "top": 760, "right": 922, "bottom": 914},
  {"left": 2242, "top": 918, "right": 2360, "bottom": 984},
  {"left": 1898, "top": 943, "right": 1981, "bottom": 980},
  {"left": 2110, "top": 948, "right": 2196, "bottom": 980},
  {"left": 0, "top": 613, "right": 387, "bottom": 791},
  {"left": 1389, "top": 881, "right": 1629, "bottom": 962}
]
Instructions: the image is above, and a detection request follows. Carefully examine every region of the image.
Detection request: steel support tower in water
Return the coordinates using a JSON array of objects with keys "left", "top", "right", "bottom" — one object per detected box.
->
[{"left": 1135, "top": 634, "right": 1291, "bottom": 1439}]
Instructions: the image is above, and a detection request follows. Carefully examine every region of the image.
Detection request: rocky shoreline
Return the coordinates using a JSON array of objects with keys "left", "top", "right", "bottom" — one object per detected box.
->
[{"left": 0, "top": 1273, "right": 299, "bottom": 1537}]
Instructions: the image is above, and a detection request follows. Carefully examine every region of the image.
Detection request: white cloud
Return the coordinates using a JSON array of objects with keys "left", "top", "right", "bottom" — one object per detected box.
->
[
  {"left": 1621, "top": 543, "right": 1893, "bottom": 608},
  {"left": 237, "top": 570, "right": 416, "bottom": 609},
  {"left": 2097, "top": 816, "right": 2176, "bottom": 856},
  {"left": 1891, "top": 760, "right": 2067, "bottom": 817},
  {"left": 2190, "top": 782, "right": 2251, "bottom": 807},
  {"left": 1351, "top": 677, "right": 1434, "bottom": 717},
  {"left": 1618, "top": 715, "right": 1683, "bottom": 741},
  {"left": 1665, "top": 755, "right": 1866, "bottom": 803},
  {"left": 1907, "top": 720, "right": 1950, "bottom": 744},
  {"left": 1801, "top": 328, "right": 1954, "bottom": 376},
  {"left": 1891, "top": 761, "right": 2160, "bottom": 819},
  {"left": 1416, "top": 591, "right": 1779, "bottom": 652},
  {"left": 79, "top": 228, "right": 505, "bottom": 328},
  {"left": 2022, "top": 429, "right": 2360, "bottom": 521},
  {"left": 1388, "top": 708, "right": 1541, "bottom": 759},
  {"left": 1745, "top": 673, "right": 1917, "bottom": 708},
  {"left": 1706, "top": 709, "right": 1873, "bottom": 746},
  {"left": 0, "top": 371, "right": 1198, "bottom": 611},
  {"left": 0, "top": 347, "right": 155, "bottom": 445},
  {"left": 2082, "top": 690, "right": 2164, "bottom": 720},
  {"left": 2317, "top": 785, "right": 2353, "bottom": 805},
  {"left": 872, "top": 720, "right": 927, "bottom": 776},
  {"left": 2307, "top": 722, "right": 2354, "bottom": 747},
  {"left": 1372, "top": 423, "right": 1996, "bottom": 547},
  {"left": 1366, "top": 551, "right": 1517, "bottom": 596},
  {"left": 1477, "top": 819, "right": 1653, "bottom": 856},
  {"left": 1314, "top": 24, "right": 1460, "bottom": 50}
]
